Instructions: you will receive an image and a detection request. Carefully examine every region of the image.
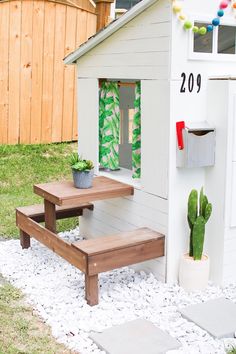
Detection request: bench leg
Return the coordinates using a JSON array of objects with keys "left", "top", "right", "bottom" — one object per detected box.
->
[
  {"left": 20, "top": 230, "right": 31, "bottom": 249},
  {"left": 44, "top": 200, "right": 56, "bottom": 233},
  {"left": 85, "top": 274, "right": 98, "bottom": 306}
]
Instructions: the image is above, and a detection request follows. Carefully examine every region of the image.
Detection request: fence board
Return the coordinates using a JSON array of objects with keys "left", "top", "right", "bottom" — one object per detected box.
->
[
  {"left": 8, "top": 1, "right": 21, "bottom": 144},
  {"left": 31, "top": 0, "right": 45, "bottom": 143},
  {"left": 0, "top": 0, "right": 96, "bottom": 145},
  {"left": 20, "top": 0, "right": 33, "bottom": 143},
  {"left": 0, "top": 2, "right": 9, "bottom": 144},
  {"left": 41, "top": 1, "right": 56, "bottom": 143},
  {"left": 62, "top": 5, "right": 77, "bottom": 141},
  {"left": 87, "top": 11, "right": 97, "bottom": 38},
  {"left": 52, "top": 3, "right": 66, "bottom": 142}
]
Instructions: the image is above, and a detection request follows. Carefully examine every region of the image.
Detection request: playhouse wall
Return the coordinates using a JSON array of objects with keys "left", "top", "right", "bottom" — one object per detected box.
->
[
  {"left": 75, "top": 0, "right": 173, "bottom": 280},
  {"left": 77, "top": 0, "right": 171, "bottom": 80},
  {"left": 77, "top": 77, "right": 170, "bottom": 280},
  {"left": 206, "top": 80, "right": 236, "bottom": 284},
  {"left": 167, "top": 0, "right": 236, "bottom": 284}
]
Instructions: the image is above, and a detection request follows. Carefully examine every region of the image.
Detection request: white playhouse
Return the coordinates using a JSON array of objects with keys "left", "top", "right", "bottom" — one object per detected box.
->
[{"left": 64, "top": 0, "right": 236, "bottom": 285}]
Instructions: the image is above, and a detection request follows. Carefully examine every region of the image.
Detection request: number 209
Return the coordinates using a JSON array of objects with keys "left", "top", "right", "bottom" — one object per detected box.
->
[{"left": 180, "top": 73, "right": 201, "bottom": 93}]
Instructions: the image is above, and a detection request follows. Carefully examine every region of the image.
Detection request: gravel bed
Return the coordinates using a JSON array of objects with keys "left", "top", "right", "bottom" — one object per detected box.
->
[{"left": 0, "top": 227, "right": 236, "bottom": 354}]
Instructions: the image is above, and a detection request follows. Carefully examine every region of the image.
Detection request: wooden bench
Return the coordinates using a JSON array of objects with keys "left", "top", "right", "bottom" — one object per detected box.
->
[
  {"left": 16, "top": 202, "right": 94, "bottom": 249},
  {"left": 72, "top": 227, "right": 165, "bottom": 305}
]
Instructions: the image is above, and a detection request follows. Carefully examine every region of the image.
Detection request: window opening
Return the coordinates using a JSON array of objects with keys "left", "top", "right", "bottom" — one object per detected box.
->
[
  {"left": 99, "top": 80, "right": 141, "bottom": 179},
  {"left": 115, "top": 0, "right": 141, "bottom": 10},
  {"left": 218, "top": 25, "right": 236, "bottom": 54},
  {"left": 193, "top": 22, "right": 213, "bottom": 53}
]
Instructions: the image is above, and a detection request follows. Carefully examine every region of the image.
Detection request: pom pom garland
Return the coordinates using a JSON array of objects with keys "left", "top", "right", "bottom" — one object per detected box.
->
[{"left": 172, "top": 0, "right": 233, "bottom": 35}]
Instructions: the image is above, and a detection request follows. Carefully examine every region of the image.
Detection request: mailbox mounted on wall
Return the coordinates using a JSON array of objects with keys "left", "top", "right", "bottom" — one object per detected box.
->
[{"left": 176, "top": 121, "right": 216, "bottom": 168}]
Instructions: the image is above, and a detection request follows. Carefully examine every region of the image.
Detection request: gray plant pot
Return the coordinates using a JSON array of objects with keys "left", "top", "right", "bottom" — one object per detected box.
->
[{"left": 72, "top": 168, "right": 94, "bottom": 189}]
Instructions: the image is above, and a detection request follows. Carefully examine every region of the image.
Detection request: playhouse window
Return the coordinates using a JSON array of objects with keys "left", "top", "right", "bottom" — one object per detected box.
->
[
  {"left": 193, "top": 22, "right": 236, "bottom": 56},
  {"left": 193, "top": 22, "right": 213, "bottom": 53},
  {"left": 116, "top": 0, "right": 141, "bottom": 10},
  {"left": 99, "top": 81, "right": 141, "bottom": 179},
  {"left": 218, "top": 25, "right": 236, "bottom": 54}
]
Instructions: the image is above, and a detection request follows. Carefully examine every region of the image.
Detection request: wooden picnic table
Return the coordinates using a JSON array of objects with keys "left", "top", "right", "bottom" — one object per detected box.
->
[{"left": 16, "top": 176, "right": 165, "bottom": 305}]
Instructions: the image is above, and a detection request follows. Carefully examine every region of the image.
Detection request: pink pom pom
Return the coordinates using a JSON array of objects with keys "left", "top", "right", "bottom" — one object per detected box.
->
[{"left": 220, "top": 1, "right": 228, "bottom": 9}]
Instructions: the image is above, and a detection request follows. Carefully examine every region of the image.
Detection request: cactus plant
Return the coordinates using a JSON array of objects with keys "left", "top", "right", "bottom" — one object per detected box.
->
[{"left": 187, "top": 187, "right": 212, "bottom": 260}]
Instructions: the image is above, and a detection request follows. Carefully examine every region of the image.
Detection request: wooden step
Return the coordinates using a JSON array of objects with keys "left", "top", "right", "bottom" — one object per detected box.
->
[
  {"left": 72, "top": 227, "right": 164, "bottom": 255},
  {"left": 16, "top": 202, "right": 94, "bottom": 223},
  {"left": 72, "top": 227, "right": 165, "bottom": 305},
  {"left": 72, "top": 227, "right": 165, "bottom": 276}
]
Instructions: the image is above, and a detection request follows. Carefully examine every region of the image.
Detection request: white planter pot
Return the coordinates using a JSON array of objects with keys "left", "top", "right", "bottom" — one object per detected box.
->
[{"left": 179, "top": 254, "right": 210, "bottom": 292}]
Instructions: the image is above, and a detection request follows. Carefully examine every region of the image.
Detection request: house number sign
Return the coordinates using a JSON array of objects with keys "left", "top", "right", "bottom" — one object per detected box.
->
[{"left": 180, "top": 73, "right": 202, "bottom": 93}]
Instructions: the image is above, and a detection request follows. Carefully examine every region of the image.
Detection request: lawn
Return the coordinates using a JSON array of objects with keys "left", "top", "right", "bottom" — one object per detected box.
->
[
  {"left": 0, "top": 282, "right": 75, "bottom": 354},
  {"left": 0, "top": 143, "right": 78, "bottom": 238}
]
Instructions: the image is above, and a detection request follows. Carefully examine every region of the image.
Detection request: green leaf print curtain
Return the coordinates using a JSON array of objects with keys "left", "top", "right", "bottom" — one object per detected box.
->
[
  {"left": 99, "top": 82, "right": 120, "bottom": 170},
  {"left": 132, "top": 82, "right": 141, "bottom": 179}
]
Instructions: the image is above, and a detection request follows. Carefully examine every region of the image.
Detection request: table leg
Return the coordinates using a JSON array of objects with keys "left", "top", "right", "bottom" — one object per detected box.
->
[
  {"left": 44, "top": 199, "right": 56, "bottom": 233},
  {"left": 85, "top": 274, "right": 98, "bottom": 306},
  {"left": 20, "top": 230, "right": 31, "bottom": 249}
]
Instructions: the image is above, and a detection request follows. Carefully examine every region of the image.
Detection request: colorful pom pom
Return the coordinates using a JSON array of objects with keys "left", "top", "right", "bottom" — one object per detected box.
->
[
  {"left": 179, "top": 13, "right": 186, "bottom": 20},
  {"left": 199, "top": 27, "right": 207, "bottom": 35},
  {"left": 212, "top": 18, "right": 220, "bottom": 26},
  {"left": 217, "top": 9, "right": 224, "bottom": 17},
  {"left": 233, "top": 2, "right": 236, "bottom": 9},
  {"left": 184, "top": 21, "right": 192, "bottom": 29},
  {"left": 192, "top": 26, "right": 199, "bottom": 33},
  {"left": 219, "top": 1, "right": 228, "bottom": 9},
  {"left": 207, "top": 25, "right": 214, "bottom": 32},
  {"left": 172, "top": 3, "right": 182, "bottom": 13}
]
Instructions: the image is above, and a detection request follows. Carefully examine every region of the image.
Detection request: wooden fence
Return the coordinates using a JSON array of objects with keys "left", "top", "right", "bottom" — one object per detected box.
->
[{"left": 0, "top": 0, "right": 96, "bottom": 144}]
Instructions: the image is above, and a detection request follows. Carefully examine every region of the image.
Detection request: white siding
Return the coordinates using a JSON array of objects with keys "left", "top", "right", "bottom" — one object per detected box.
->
[
  {"left": 77, "top": 78, "right": 99, "bottom": 172},
  {"left": 77, "top": 0, "right": 171, "bottom": 80},
  {"left": 79, "top": 189, "right": 168, "bottom": 281},
  {"left": 141, "top": 80, "right": 169, "bottom": 198}
]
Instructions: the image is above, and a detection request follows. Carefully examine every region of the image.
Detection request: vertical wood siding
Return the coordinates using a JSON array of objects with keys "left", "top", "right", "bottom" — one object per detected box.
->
[{"left": 0, "top": 0, "right": 96, "bottom": 144}]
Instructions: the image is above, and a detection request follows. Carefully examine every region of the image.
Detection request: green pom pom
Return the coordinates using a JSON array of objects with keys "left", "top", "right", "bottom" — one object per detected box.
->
[
  {"left": 199, "top": 26, "right": 207, "bottom": 35},
  {"left": 192, "top": 26, "right": 199, "bottom": 33},
  {"left": 184, "top": 21, "right": 193, "bottom": 30}
]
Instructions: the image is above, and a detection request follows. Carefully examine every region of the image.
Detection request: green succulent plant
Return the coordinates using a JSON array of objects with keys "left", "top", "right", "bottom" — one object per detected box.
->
[
  {"left": 69, "top": 153, "right": 94, "bottom": 172},
  {"left": 187, "top": 187, "right": 212, "bottom": 260}
]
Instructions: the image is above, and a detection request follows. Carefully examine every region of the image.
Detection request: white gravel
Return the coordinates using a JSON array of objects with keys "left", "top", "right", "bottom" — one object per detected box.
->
[{"left": 0, "top": 227, "right": 236, "bottom": 354}]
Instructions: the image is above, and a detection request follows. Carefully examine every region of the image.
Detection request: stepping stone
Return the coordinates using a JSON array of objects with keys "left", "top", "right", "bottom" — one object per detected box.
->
[
  {"left": 180, "top": 298, "right": 236, "bottom": 338},
  {"left": 90, "top": 319, "right": 181, "bottom": 354}
]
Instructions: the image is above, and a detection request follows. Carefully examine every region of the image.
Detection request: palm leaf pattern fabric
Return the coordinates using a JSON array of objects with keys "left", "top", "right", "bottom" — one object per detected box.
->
[
  {"left": 99, "top": 82, "right": 120, "bottom": 170},
  {"left": 132, "top": 82, "right": 141, "bottom": 178}
]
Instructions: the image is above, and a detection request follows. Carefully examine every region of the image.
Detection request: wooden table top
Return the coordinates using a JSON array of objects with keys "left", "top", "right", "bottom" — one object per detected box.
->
[{"left": 34, "top": 176, "right": 134, "bottom": 206}]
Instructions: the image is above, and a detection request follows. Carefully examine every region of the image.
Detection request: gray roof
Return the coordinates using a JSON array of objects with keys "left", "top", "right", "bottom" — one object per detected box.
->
[{"left": 64, "top": 0, "right": 158, "bottom": 64}]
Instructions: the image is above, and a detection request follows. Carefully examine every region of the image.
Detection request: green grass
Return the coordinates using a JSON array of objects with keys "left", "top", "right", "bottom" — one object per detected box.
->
[
  {"left": 0, "top": 143, "right": 79, "bottom": 238},
  {"left": 227, "top": 347, "right": 236, "bottom": 354},
  {"left": 0, "top": 283, "right": 74, "bottom": 354}
]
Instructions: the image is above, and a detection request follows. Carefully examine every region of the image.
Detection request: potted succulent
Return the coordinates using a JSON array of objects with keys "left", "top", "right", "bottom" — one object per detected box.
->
[
  {"left": 179, "top": 187, "right": 212, "bottom": 291},
  {"left": 70, "top": 153, "right": 94, "bottom": 189}
]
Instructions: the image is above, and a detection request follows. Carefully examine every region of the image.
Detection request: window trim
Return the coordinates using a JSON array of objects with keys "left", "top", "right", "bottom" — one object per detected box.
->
[{"left": 188, "top": 15, "right": 236, "bottom": 61}]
